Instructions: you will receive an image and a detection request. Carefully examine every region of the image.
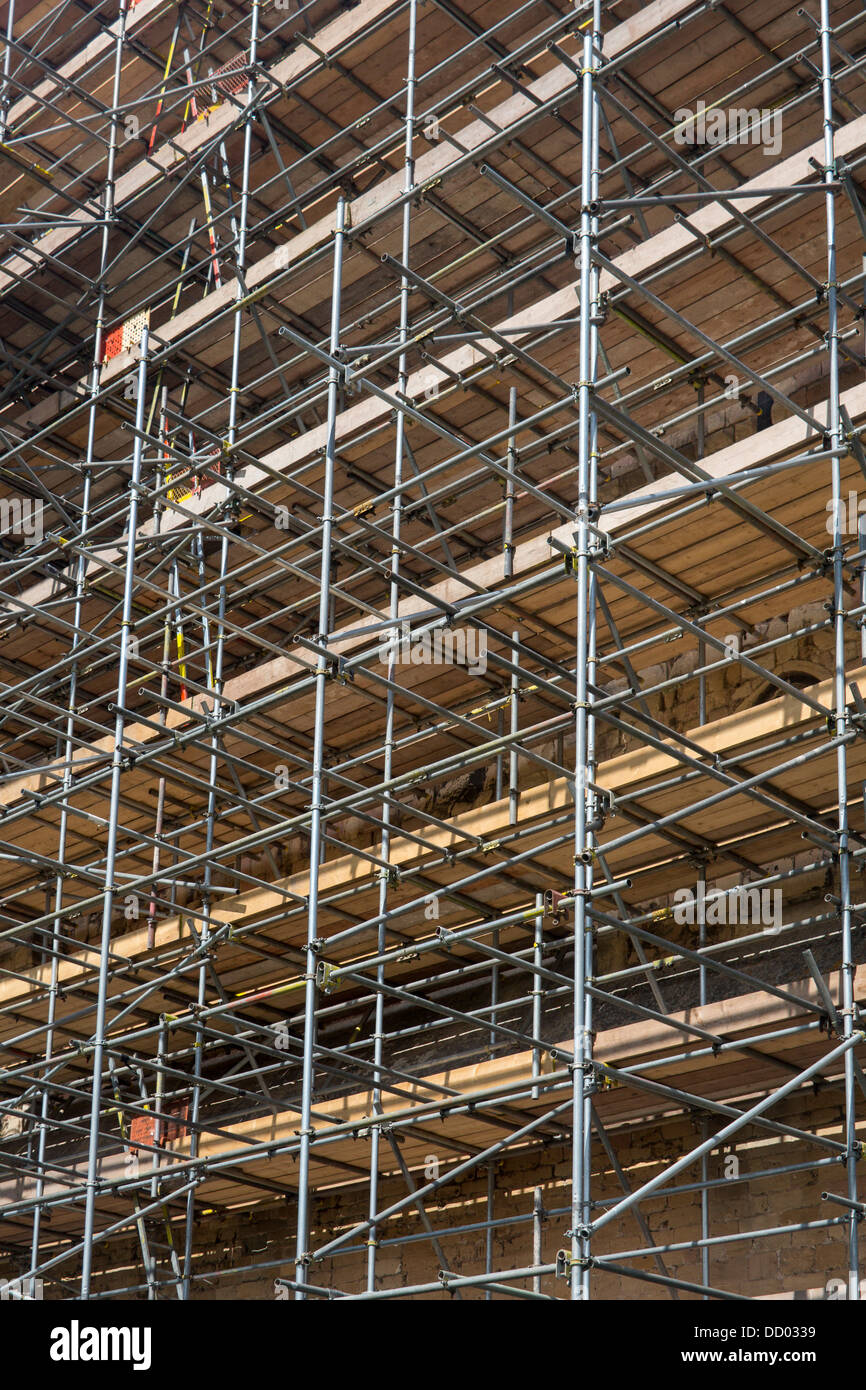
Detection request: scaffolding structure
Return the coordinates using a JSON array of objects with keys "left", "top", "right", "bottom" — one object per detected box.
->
[{"left": 1, "top": 0, "right": 866, "bottom": 1301}]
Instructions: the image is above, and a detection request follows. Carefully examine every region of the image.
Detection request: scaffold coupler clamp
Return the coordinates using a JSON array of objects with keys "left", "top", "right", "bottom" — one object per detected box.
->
[
  {"left": 591, "top": 291, "right": 609, "bottom": 327},
  {"left": 594, "top": 1063, "right": 619, "bottom": 1093},
  {"left": 315, "top": 959, "right": 340, "bottom": 994},
  {"left": 543, "top": 888, "right": 569, "bottom": 925},
  {"left": 571, "top": 1054, "right": 595, "bottom": 1096},
  {"left": 588, "top": 529, "right": 613, "bottom": 562},
  {"left": 375, "top": 864, "right": 400, "bottom": 888},
  {"left": 556, "top": 1246, "right": 590, "bottom": 1278},
  {"left": 326, "top": 654, "right": 353, "bottom": 685},
  {"left": 593, "top": 784, "right": 615, "bottom": 821}
]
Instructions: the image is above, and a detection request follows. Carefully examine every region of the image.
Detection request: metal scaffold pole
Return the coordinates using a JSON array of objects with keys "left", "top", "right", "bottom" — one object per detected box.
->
[
  {"left": 571, "top": 1, "right": 600, "bottom": 1304},
  {"left": 820, "top": 0, "right": 861, "bottom": 1302},
  {"left": 294, "top": 194, "right": 346, "bottom": 1300},
  {"left": 81, "top": 321, "right": 149, "bottom": 1299},
  {"left": 367, "top": 0, "right": 417, "bottom": 1295}
]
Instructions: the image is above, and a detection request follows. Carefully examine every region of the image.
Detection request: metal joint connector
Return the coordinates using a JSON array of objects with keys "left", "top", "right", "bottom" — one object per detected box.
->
[
  {"left": 325, "top": 655, "right": 354, "bottom": 685},
  {"left": 588, "top": 531, "right": 613, "bottom": 562},
  {"left": 315, "top": 960, "right": 340, "bottom": 994},
  {"left": 543, "top": 889, "right": 569, "bottom": 924},
  {"left": 375, "top": 865, "right": 400, "bottom": 888}
]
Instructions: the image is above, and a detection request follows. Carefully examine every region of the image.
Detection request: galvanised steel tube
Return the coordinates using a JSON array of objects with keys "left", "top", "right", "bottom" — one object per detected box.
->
[
  {"left": 340, "top": 1264, "right": 559, "bottom": 1301},
  {"left": 588, "top": 1260, "right": 746, "bottom": 1302},
  {"left": 571, "top": 5, "right": 600, "bottom": 1305},
  {"left": 582, "top": 11, "right": 602, "bottom": 1302},
  {"left": 0, "top": 0, "right": 15, "bottom": 143},
  {"left": 293, "top": 195, "right": 346, "bottom": 1300},
  {"left": 485, "top": 1163, "right": 495, "bottom": 1302},
  {"left": 336, "top": 964, "right": 562, "bottom": 1062},
  {"left": 819, "top": 0, "right": 861, "bottom": 1302},
  {"left": 603, "top": 1216, "right": 847, "bottom": 1264},
  {"left": 27, "top": 0, "right": 130, "bottom": 1280},
  {"left": 532, "top": 891, "right": 544, "bottom": 1101},
  {"left": 179, "top": 516, "right": 229, "bottom": 1298},
  {"left": 80, "top": 318, "right": 149, "bottom": 1299},
  {"left": 180, "top": 0, "right": 260, "bottom": 1302},
  {"left": 28, "top": 434, "right": 93, "bottom": 1291},
  {"left": 1, "top": 644, "right": 828, "bottom": 1006},
  {"left": 367, "top": 0, "right": 416, "bottom": 1294}
]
